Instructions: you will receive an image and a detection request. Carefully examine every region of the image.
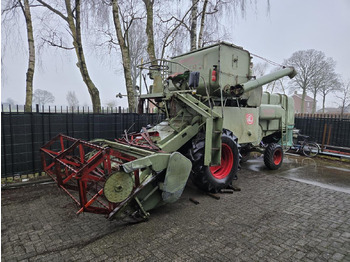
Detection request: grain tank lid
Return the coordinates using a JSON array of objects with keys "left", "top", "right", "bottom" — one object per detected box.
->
[{"left": 170, "top": 41, "right": 246, "bottom": 59}]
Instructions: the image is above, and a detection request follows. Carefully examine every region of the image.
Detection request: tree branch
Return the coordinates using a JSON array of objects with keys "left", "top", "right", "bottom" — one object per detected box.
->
[
  {"left": 158, "top": 13, "right": 191, "bottom": 32},
  {"left": 36, "top": 0, "right": 68, "bottom": 22},
  {"left": 1, "top": 2, "right": 21, "bottom": 15},
  {"left": 41, "top": 37, "right": 74, "bottom": 50},
  {"left": 160, "top": 1, "right": 200, "bottom": 58}
]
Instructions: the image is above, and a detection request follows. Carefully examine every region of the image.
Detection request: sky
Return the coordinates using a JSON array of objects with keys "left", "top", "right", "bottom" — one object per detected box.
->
[{"left": 1, "top": 0, "right": 350, "bottom": 109}]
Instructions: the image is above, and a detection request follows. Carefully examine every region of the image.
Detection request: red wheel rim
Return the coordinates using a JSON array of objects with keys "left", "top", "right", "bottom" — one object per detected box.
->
[
  {"left": 209, "top": 143, "right": 234, "bottom": 179},
  {"left": 273, "top": 149, "right": 282, "bottom": 165}
]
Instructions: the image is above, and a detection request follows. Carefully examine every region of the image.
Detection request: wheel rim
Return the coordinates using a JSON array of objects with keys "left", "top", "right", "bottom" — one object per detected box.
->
[
  {"left": 209, "top": 143, "right": 234, "bottom": 179},
  {"left": 303, "top": 143, "right": 318, "bottom": 157},
  {"left": 273, "top": 149, "right": 282, "bottom": 165}
]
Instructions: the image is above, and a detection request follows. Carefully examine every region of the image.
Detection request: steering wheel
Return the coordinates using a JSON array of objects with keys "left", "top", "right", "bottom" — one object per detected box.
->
[{"left": 149, "top": 64, "right": 169, "bottom": 71}]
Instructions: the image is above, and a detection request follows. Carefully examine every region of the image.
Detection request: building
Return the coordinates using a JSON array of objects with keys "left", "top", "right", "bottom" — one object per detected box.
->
[{"left": 292, "top": 91, "right": 316, "bottom": 113}]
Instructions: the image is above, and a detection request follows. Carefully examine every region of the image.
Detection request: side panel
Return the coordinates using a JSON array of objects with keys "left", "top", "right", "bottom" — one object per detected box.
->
[
  {"left": 219, "top": 44, "right": 251, "bottom": 87},
  {"left": 214, "top": 107, "right": 260, "bottom": 144},
  {"left": 260, "top": 92, "right": 295, "bottom": 146},
  {"left": 169, "top": 42, "right": 251, "bottom": 96},
  {"left": 169, "top": 45, "right": 220, "bottom": 93}
]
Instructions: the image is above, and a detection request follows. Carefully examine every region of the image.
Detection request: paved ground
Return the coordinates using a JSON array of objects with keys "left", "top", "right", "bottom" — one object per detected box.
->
[{"left": 2, "top": 155, "right": 350, "bottom": 261}]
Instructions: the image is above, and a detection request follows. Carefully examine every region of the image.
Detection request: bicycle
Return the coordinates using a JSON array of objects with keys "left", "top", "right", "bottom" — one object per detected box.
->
[{"left": 287, "top": 131, "right": 320, "bottom": 157}]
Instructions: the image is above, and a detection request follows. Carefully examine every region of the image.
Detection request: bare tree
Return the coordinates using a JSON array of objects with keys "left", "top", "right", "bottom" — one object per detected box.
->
[
  {"left": 252, "top": 62, "right": 269, "bottom": 78},
  {"left": 142, "top": 0, "right": 157, "bottom": 64},
  {"left": 105, "top": 100, "right": 116, "bottom": 108},
  {"left": 336, "top": 80, "right": 350, "bottom": 116},
  {"left": 5, "top": 97, "right": 16, "bottom": 106},
  {"left": 2, "top": 0, "right": 35, "bottom": 112},
  {"left": 190, "top": 0, "right": 270, "bottom": 51},
  {"left": 110, "top": 0, "right": 142, "bottom": 112},
  {"left": 139, "top": 0, "right": 270, "bottom": 63},
  {"left": 304, "top": 55, "right": 340, "bottom": 113},
  {"left": 37, "top": 0, "right": 101, "bottom": 112},
  {"left": 317, "top": 62, "right": 342, "bottom": 113},
  {"left": 143, "top": 0, "right": 204, "bottom": 60},
  {"left": 197, "top": 0, "right": 208, "bottom": 49},
  {"left": 66, "top": 91, "right": 79, "bottom": 108},
  {"left": 84, "top": 0, "right": 140, "bottom": 112},
  {"left": 33, "top": 89, "right": 55, "bottom": 105},
  {"left": 128, "top": 19, "right": 147, "bottom": 92},
  {"left": 190, "top": 0, "right": 198, "bottom": 51},
  {"left": 285, "top": 49, "right": 325, "bottom": 113}
]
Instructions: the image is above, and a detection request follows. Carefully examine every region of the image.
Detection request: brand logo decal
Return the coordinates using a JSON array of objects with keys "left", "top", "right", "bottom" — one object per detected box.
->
[{"left": 246, "top": 113, "right": 254, "bottom": 125}]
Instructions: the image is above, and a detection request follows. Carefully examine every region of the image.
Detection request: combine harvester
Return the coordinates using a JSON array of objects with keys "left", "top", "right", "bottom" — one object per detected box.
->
[{"left": 41, "top": 42, "right": 296, "bottom": 221}]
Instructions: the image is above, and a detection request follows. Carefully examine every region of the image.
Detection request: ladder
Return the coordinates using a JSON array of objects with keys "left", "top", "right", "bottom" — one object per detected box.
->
[{"left": 176, "top": 93, "right": 223, "bottom": 166}]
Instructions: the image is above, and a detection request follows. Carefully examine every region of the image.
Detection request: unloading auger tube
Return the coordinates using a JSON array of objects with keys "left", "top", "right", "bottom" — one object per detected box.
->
[{"left": 230, "top": 67, "right": 297, "bottom": 97}]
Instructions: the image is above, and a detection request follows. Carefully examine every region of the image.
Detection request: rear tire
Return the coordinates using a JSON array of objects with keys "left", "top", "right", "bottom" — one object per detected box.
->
[
  {"left": 264, "top": 143, "right": 283, "bottom": 170},
  {"left": 189, "top": 129, "right": 240, "bottom": 193},
  {"left": 302, "top": 142, "right": 319, "bottom": 157}
]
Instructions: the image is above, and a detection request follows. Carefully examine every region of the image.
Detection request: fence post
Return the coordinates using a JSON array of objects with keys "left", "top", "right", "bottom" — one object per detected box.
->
[
  {"left": 1, "top": 106, "right": 8, "bottom": 180},
  {"left": 321, "top": 123, "right": 327, "bottom": 152},
  {"left": 49, "top": 106, "right": 52, "bottom": 139},
  {"left": 41, "top": 105, "right": 45, "bottom": 147},
  {"left": 71, "top": 106, "right": 74, "bottom": 137},
  {"left": 327, "top": 125, "right": 332, "bottom": 146},
  {"left": 66, "top": 106, "right": 69, "bottom": 136},
  {"left": 9, "top": 104, "right": 14, "bottom": 177}
]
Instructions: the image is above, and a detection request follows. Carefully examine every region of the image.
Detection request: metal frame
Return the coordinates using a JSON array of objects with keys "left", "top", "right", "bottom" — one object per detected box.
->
[{"left": 40, "top": 134, "right": 139, "bottom": 216}]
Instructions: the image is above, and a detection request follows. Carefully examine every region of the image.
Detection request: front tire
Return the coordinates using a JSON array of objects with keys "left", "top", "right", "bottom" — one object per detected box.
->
[
  {"left": 302, "top": 142, "right": 319, "bottom": 157},
  {"left": 189, "top": 129, "right": 240, "bottom": 193},
  {"left": 264, "top": 143, "right": 283, "bottom": 170}
]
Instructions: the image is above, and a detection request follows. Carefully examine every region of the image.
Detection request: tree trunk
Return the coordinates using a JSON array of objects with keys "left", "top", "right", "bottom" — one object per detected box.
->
[
  {"left": 142, "top": 0, "right": 163, "bottom": 95},
  {"left": 65, "top": 0, "right": 101, "bottom": 113},
  {"left": 340, "top": 101, "right": 345, "bottom": 116},
  {"left": 301, "top": 88, "right": 306, "bottom": 113},
  {"left": 111, "top": 0, "right": 136, "bottom": 112},
  {"left": 143, "top": 0, "right": 157, "bottom": 64},
  {"left": 22, "top": 0, "right": 35, "bottom": 112},
  {"left": 190, "top": 0, "right": 198, "bottom": 51},
  {"left": 197, "top": 0, "right": 208, "bottom": 49},
  {"left": 322, "top": 94, "right": 326, "bottom": 113},
  {"left": 312, "top": 92, "right": 317, "bottom": 114}
]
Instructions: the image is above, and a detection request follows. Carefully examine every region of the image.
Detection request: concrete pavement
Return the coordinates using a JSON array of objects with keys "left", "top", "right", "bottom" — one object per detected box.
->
[{"left": 2, "top": 155, "right": 350, "bottom": 261}]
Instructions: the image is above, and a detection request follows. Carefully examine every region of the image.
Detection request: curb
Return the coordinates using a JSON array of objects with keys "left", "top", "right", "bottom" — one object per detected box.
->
[{"left": 1, "top": 178, "right": 54, "bottom": 190}]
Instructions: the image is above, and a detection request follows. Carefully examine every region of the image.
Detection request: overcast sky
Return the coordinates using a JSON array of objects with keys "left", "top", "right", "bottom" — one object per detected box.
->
[{"left": 1, "top": 0, "right": 350, "bottom": 109}]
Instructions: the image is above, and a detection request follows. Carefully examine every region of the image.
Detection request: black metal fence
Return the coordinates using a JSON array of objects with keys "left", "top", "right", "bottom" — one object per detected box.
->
[
  {"left": 294, "top": 114, "right": 350, "bottom": 148},
  {"left": 1, "top": 110, "right": 163, "bottom": 179},
  {"left": 2, "top": 109, "right": 350, "bottom": 180}
]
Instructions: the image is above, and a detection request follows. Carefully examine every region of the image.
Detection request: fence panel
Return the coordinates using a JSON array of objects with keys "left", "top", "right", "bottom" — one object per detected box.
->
[
  {"left": 294, "top": 114, "right": 350, "bottom": 148},
  {"left": 1, "top": 111, "right": 163, "bottom": 179}
]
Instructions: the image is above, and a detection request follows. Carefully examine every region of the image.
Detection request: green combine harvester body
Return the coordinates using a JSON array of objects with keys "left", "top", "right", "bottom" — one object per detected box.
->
[{"left": 41, "top": 42, "right": 296, "bottom": 221}]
